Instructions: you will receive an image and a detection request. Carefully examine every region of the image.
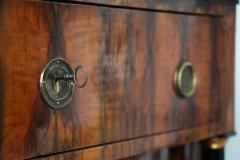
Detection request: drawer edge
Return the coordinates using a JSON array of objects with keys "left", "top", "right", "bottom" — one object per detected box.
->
[{"left": 30, "top": 123, "right": 234, "bottom": 160}]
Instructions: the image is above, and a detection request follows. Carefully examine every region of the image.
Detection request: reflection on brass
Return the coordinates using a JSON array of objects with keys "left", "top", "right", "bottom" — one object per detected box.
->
[
  {"left": 54, "top": 80, "right": 61, "bottom": 94},
  {"left": 204, "top": 137, "right": 227, "bottom": 150},
  {"left": 174, "top": 60, "right": 197, "bottom": 98}
]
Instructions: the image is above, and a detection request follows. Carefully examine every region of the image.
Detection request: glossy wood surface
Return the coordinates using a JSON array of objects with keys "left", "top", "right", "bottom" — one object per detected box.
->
[
  {"left": 46, "top": 0, "right": 236, "bottom": 16},
  {"left": 0, "top": 0, "right": 235, "bottom": 159},
  {"left": 32, "top": 125, "right": 222, "bottom": 159},
  {"left": 36, "top": 142, "right": 203, "bottom": 160}
]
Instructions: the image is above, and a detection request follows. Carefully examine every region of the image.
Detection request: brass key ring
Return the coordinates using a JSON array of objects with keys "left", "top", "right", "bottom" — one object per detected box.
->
[{"left": 74, "top": 65, "right": 88, "bottom": 88}]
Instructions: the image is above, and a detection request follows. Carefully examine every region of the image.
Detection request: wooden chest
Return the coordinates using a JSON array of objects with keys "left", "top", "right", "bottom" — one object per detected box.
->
[{"left": 0, "top": 0, "right": 237, "bottom": 159}]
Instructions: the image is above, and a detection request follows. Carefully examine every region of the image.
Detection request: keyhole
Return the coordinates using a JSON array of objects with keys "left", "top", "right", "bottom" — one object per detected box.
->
[{"left": 54, "top": 80, "right": 61, "bottom": 94}]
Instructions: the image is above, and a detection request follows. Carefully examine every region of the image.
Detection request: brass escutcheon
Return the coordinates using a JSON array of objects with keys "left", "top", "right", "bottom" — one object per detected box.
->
[
  {"left": 174, "top": 60, "right": 197, "bottom": 98},
  {"left": 40, "top": 58, "right": 88, "bottom": 109}
]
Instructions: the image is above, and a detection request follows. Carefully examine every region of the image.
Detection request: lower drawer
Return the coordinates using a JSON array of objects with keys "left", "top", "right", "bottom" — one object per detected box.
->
[{"left": 0, "top": 0, "right": 234, "bottom": 159}]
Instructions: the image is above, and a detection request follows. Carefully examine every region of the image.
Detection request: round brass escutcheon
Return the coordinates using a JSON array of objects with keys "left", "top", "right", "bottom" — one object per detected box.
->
[
  {"left": 40, "top": 58, "right": 75, "bottom": 109},
  {"left": 40, "top": 58, "right": 88, "bottom": 109},
  {"left": 174, "top": 61, "right": 197, "bottom": 98}
]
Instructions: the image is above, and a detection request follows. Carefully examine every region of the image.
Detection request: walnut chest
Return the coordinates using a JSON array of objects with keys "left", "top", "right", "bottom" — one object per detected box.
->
[{"left": 0, "top": 0, "right": 237, "bottom": 159}]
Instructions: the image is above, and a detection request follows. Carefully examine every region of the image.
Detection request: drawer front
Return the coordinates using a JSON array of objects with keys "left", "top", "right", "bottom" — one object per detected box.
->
[{"left": 0, "top": 1, "right": 234, "bottom": 159}]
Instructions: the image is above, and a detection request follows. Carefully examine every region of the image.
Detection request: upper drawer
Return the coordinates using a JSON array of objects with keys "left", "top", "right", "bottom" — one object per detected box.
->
[
  {"left": 0, "top": 0, "right": 234, "bottom": 159},
  {"left": 46, "top": 0, "right": 238, "bottom": 16}
]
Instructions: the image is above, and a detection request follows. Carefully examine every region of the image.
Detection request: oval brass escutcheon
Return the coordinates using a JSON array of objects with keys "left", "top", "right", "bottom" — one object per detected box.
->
[
  {"left": 174, "top": 60, "right": 197, "bottom": 98},
  {"left": 40, "top": 58, "right": 88, "bottom": 109}
]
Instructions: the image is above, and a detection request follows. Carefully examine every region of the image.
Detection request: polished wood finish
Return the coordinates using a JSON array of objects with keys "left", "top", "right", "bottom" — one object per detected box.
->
[
  {"left": 0, "top": 0, "right": 236, "bottom": 159},
  {"left": 42, "top": 143, "right": 202, "bottom": 160},
  {"left": 46, "top": 0, "right": 236, "bottom": 16},
  {"left": 31, "top": 125, "right": 223, "bottom": 159}
]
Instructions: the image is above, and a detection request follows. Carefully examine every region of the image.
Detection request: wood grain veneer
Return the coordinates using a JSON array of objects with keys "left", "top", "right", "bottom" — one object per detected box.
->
[{"left": 0, "top": 0, "right": 236, "bottom": 159}]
